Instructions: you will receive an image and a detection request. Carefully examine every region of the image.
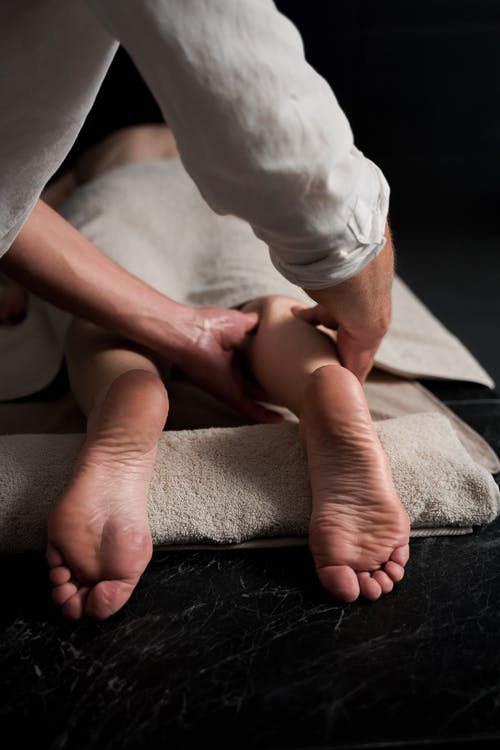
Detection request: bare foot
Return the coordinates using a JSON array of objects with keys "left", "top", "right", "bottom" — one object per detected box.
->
[
  {"left": 47, "top": 370, "right": 169, "bottom": 620},
  {"left": 301, "top": 364, "right": 410, "bottom": 602}
]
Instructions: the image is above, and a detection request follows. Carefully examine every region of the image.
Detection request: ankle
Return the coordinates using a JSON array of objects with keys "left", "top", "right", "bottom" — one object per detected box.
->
[
  {"left": 300, "top": 363, "right": 354, "bottom": 408},
  {"left": 308, "top": 362, "right": 355, "bottom": 385},
  {"left": 86, "top": 370, "right": 169, "bottom": 455},
  {"left": 298, "top": 364, "right": 363, "bottom": 435}
]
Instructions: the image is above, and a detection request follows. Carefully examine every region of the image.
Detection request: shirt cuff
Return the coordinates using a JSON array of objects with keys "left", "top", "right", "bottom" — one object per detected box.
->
[{"left": 268, "top": 156, "right": 390, "bottom": 290}]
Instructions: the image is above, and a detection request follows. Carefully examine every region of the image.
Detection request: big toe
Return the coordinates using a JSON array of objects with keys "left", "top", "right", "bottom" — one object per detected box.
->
[
  {"left": 317, "top": 564, "right": 360, "bottom": 602},
  {"left": 85, "top": 579, "right": 137, "bottom": 620},
  {"left": 391, "top": 544, "right": 410, "bottom": 567}
]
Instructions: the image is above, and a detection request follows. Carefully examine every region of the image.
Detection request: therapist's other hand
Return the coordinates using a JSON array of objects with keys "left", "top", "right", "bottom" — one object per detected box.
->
[
  {"left": 292, "top": 223, "right": 394, "bottom": 384},
  {"left": 176, "top": 306, "right": 283, "bottom": 424}
]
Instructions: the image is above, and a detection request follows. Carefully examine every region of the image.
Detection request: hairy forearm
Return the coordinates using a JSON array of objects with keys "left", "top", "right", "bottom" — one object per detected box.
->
[
  {"left": 296, "top": 223, "right": 395, "bottom": 383},
  {"left": 306, "top": 223, "right": 394, "bottom": 330},
  {"left": 0, "top": 200, "right": 194, "bottom": 359}
]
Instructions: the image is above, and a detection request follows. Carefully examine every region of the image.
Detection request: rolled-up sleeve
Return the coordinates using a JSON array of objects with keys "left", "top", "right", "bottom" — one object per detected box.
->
[{"left": 87, "top": 0, "right": 390, "bottom": 289}]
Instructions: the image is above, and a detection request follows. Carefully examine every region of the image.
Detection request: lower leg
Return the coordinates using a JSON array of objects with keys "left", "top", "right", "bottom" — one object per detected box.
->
[
  {"left": 240, "top": 295, "right": 410, "bottom": 602},
  {"left": 75, "top": 124, "right": 178, "bottom": 184},
  {"left": 48, "top": 319, "right": 169, "bottom": 620},
  {"left": 41, "top": 124, "right": 178, "bottom": 209}
]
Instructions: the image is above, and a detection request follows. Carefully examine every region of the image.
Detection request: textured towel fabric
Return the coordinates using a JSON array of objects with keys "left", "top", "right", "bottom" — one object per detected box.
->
[
  {"left": 364, "top": 372, "right": 500, "bottom": 474},
  {"left": 0, "top": 414, "right": 499, "bottom": 554}
]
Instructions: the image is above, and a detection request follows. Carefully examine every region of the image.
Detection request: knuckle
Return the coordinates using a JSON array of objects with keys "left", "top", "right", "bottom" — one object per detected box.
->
[{"left": 371, "top": 314, "right": 391, "bottom": 336}]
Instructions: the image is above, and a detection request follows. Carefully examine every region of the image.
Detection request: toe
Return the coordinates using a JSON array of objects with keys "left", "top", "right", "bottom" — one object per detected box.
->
[
  {"left": 52, "top": 581, "right": 78, "bottom": 606},
  {"left": 61, "top": 588, "right": 90, "bottom": 620},
  {"left": 85, "top": 579, "right": 137, "bottom": 620},
  {"left": 316, "top": 564, "right": 360, "bottom": 603},
  {"left": 49, "top": 566, "right": 72, "bottom": 586},
  {"left": 358, "top": 572, "right": 382, "bottom": 600},
  {"left": 384, "top": 560, "right": 405, "bottom": 582},
  {"left": 46, "top": 543, "right": 64, "bottom": 568},
  {"left": 391, "top": 544, "right": 410, "bottom": 567},
  {"left": 372, "top": 570, "right": 394, "bottom": 594}
]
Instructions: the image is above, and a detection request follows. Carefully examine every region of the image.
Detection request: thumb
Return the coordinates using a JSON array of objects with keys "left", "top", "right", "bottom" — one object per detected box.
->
[
  {"left": 291, "top": 304, "right": 338, "bottom": 329},
  {"left": 241, "top": 311, "right": 259, "bottom": 333},
  {"left": 291, "top": 305, "right": 320, "bottom": 323}
]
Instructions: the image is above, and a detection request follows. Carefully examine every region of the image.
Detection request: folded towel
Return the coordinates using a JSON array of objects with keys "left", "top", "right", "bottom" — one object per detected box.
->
[
  {"left": 1, "top": 413, "right": 499, "bottom": 553},
  {"left": 364, "top": 372, "right": 500, "bottom": 474}
]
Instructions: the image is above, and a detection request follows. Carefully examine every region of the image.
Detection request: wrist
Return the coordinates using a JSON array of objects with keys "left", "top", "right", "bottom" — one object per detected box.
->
[
  {"left": 2, "top": 201, "right": 202, "bottom": 363},
  {"left": 137, "top": 296, "right": 198, "bottom": 364},
  {"left": 306, "top": 230, "right": 393, "bottom": 306}
]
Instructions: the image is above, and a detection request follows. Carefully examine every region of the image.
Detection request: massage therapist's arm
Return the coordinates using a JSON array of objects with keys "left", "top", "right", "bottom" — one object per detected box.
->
[
  {"left": 294, "top": 223, "right": 395, "bottom": 384},
  {"left": 0, "top": 200, "right": 279, "bottom": 423},
  {"left": 86, "top": 0, "right": 393, "bottom": 383}
]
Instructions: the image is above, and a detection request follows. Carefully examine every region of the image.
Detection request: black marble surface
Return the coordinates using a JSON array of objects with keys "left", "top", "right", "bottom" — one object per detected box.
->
[{"left": 1, "top": 389, "right": 499, "bottom": 750}]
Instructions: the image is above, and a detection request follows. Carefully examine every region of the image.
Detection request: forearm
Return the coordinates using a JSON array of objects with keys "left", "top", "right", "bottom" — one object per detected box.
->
[
  {"left": 305, "top": 223, "right": 395, "bottom": 330},
  {"left": 0, "top": 200, "right": 194, "bottom": 360},
  {"left": 293, "top": 222, "right": 395, "bottom": 383}
]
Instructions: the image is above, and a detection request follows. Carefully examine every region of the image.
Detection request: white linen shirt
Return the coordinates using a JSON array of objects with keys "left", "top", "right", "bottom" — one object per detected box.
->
[{"left": 0, "top": 0, "right": 390, "bottom": 290}]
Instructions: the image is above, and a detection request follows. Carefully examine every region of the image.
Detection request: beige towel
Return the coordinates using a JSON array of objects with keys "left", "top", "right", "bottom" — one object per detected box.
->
[
  {"left": 1, "top": 414, "right": 498, "bottom": 554},
  {"left": 0, "top": 159, "right": 498, "bottom": 549}
]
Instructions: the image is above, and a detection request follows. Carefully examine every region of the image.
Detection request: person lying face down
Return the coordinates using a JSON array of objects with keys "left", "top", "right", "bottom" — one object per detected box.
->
[
  {"left": 0, "top": 0, "right": 394, "bottom": 426},
  {"left": 9, "top": 124, "right": 408, "bottom": 620}
]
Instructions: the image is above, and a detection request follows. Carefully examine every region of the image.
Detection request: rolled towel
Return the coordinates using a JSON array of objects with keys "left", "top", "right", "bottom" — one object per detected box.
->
[{"left": 0, "top": 412, "right": 498, "bottom": 553}]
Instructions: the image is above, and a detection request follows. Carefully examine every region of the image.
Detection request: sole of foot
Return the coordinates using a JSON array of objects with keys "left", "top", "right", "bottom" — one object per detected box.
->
[
  {"left": 47, "top": 369, "right": 169, "bottom": 620},
  {"left": 301, "top": 364, "right": 410, "bottom": 603}
]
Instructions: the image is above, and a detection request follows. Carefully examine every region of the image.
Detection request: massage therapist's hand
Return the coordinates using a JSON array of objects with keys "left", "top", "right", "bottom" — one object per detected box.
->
[
  {"left": 292, "top": 223, "right": 394, "bottom": 384},
  {"left": 175, "top": 306, "right": 283, "bottom": 424},
  {"left": 0, "top": 200, "right": 280, "bottom": 423}
]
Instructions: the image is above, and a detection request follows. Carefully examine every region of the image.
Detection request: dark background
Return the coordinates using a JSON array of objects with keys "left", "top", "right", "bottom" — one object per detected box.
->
[
  {"left": 59, "top": 0, "right": 500, "bottom": 385},
  {"left": 3, "top": 5, "right": 500, "bottom": 750}
]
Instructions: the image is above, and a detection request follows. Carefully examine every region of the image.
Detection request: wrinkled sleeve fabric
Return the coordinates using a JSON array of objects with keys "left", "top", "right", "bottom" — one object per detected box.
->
[
  {"left": 86, "top": 0, "right": 390, "bottom": 289},
  {"left": 0, "top": 0, "right": 118, "bottom": 258}
]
